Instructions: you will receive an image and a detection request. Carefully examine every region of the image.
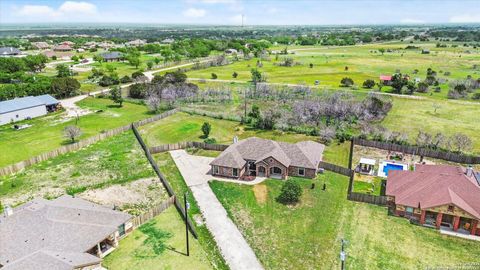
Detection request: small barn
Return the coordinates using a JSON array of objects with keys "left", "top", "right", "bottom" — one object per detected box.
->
[
  {"left": 0, "top": 95, "right": 59, "bottom": 125},
  {"left": 379, "top": 75, "right": 392, "bottom": 85}
]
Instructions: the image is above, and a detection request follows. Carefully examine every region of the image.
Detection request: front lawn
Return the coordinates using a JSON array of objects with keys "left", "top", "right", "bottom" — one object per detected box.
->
[
  {"left": 209, "top": 173, "right": 480, "bottom": 269},
  {"left": 103, "top": 206, "right": 213, "bottom": 270},
  {"left": 0, "top": 97, "right": 153, "bottom": 167}
]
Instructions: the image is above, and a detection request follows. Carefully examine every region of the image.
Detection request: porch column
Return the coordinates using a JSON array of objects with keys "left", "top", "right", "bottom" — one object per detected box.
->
[
  {"left": 96, "top": 243, "right": 102, "bottom": 257},
  {"left": 453, "top": 216, "right": 460, "bottom": 231},
  {"left": 435, "top": 213, "right": 443, "bottom": 229},
  {"left": 419, "top": 210, "right": 426, "bottom": 225},
  {"left": 471, "top": 220, "right": 478, "bottom": 235}
]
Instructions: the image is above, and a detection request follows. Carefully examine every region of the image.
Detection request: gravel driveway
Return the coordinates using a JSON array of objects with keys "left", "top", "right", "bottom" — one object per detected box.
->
[{"left": 170, "top": 150, "right": 264, "bottom": 270}]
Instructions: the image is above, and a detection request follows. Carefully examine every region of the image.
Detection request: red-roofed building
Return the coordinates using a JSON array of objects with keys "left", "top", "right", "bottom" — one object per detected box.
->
[
  {"left": 379, "top": 75, "right": 392, "bottom": 85},
  {"left": 386, "top": 164, "right": 480, "bottom": 236}
]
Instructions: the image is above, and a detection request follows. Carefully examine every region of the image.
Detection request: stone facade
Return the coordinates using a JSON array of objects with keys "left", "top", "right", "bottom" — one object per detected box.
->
[{"left": 212, "top": 165, "right": 245, "bottom": 178}]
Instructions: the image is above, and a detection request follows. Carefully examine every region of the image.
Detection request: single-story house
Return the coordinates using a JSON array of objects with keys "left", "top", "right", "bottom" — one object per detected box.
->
[
  {"left": 54, "top": 44, "right": 73, "bottom": 51},
  {"left": 0, "top": 94, "right": 60, "bottom": 125},
  {"left": 379, "top": 75, "right": 392, "bottom": 85},
  {"left": 386, "top": 164, "right": 480, "bottom": 236},
  {"left": 0, "top": 195, "right": 132, "bottom": 270},
  {"left": 125, "top": 39, "right": 146, "bottom": 47},
  {"left": 225, "top": 48, "right": 238, "bottom": 54},
  {"left": 43, "top": 50, "right": 74, "bottom": 60},
  {"left": 62, "top": 41, "right": 75, "bottom": 46},
  {"left": 210, "top": 137, "right": 325, "bottom": 180},
  {"left": 31, "top": 42, "right": 50, "bottom": 50},
  {"left": 0, "top": 47, "right": 22, "bottom": 57},
  {"left": 161, "top": 38, "right": 175, "bottom": 44},
  {"left": 100, "top": 51, "right": 124, "bottom": 62}
]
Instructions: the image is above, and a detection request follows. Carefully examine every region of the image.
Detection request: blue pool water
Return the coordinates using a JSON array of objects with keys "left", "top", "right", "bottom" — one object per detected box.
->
[{"left": 383, "top": 163, "right": 405, "bottom": 176}]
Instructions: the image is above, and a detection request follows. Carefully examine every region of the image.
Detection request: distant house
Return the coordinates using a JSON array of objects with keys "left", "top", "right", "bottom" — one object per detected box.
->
[
  {"left": 0, "top": 47, "right": 22, "bottom": 57},
  {"left": 386, "top": 164, "right": 480, "bottom": 237},
  {"left": 0, "top": 195, "right": 132, "bottom": 270},
  {"left": 100, "top": 51, "right": 124, "bottom": 62},
  {"left": 210, "top": 137, "right": 325, "bottom": 180},
  {"left": 43, "top": 50, "right": 73, "bottom": 60},
  {"left": 62, "top": 41, "right": 75, "bottom": 46},
  {"left": 379, "top": 75, "right": 392, "bottom": 85},
  {"left": 0, "top": 94, "right": 60, "bottom": 125},
  {"left": 225, "top": 48, "right": 238, "bottom": 54},
  {"left": 421, "top": 49, "right": 430, "bottom": 54},
  {"left": 125, "top": 39, "right": 146, "bottom": 47},
  {"left": 31, "top": 42, "right": 50, "bottom": 50},
  {"left": 97, "top": 42, "right": 114, "bottom": 49},
  {"left": 54, "top": 44, "right": 73, "bottom": 52},
  {"left": 161, "top": 38, "right": 175, "bottom": 44}
]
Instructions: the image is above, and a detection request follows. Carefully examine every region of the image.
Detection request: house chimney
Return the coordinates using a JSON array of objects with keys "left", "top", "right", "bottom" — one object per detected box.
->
[
  {"left": 466, "top": 166, "right": 473, "bottom": 178},
  {"left": 4, "top": 205, "right": 13, "bottom": 217}
]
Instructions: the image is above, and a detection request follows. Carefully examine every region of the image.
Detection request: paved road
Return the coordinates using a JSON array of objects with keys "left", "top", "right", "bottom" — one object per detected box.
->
[{"left": 170, "top": 150, "right": 264, "bottom": 270}]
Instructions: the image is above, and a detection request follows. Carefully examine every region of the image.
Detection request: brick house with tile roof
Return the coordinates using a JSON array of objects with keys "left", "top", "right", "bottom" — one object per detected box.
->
[
  {"left": 386, "top": 164, "right": 480, "bottom": 236},
  {"left": 210, "top": 137, "right": 325, "bottom": 180}
]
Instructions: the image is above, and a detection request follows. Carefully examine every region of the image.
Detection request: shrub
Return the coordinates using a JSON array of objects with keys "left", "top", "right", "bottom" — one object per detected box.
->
[
  {"left": 204, "top": 137, "right": 217, "bottom": 144},
  {"left": 120, "top": 75, "right": 132, "bottom": 83},
  {"left": 201, "top": 122, "right": 211, "bottom": 138},
  {"left": 472, "top": 93, "right": 480, "bottom": 100},
  {"left": 211, "top": 73, "right": 218, "bottom": 79},
  {"left": 129, "top": 83, "right": 147, "bottom": 99},
  {"left": 277, "top": 180, "right": 302, "bottom": 204},
  {"left": 340, "top": 77, "right": 354, "bottom": 87},
  {"left": 232, "top": 71, "right": 238, "bottom": 78},
  {"left": 362, "top": 79, "right": 375, "bottom": 89}
]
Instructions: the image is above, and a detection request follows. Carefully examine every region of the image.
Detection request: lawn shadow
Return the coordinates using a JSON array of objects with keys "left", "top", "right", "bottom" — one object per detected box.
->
[{"left": 165, "top": 246, "right": 188, "bottom": 256}]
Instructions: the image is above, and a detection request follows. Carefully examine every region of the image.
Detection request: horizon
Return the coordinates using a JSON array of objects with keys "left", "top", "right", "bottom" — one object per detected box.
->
[{"left": 1, "top": 0, "right": 480, "bottom": 25}]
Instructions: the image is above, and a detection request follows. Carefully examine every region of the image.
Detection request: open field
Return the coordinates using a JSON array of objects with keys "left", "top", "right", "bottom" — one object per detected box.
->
[
  {"left": 185, "top": 42, "right": 480, "bottom": 100},
  {"left": 0, "top": 97, "right": 153, "bottom": 167},
  {"left": 210, "top": 173, "right": 480, "bottom": 270},
  {"left": 103, "top": 206, "right": 213, "bottom": 270},
  {"left": 0, "top": 131, "right": 155, "bottom": 207},
  {"left": 154, "top": 152, "right": 228, "bottom": 270}
]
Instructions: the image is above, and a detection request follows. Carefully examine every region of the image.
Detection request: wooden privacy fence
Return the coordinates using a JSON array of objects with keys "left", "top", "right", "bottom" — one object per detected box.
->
[
  {"left": 353, "top": 138, "right": 480, "bottom": 164},
  {"left": 0, "top": 109, "right": 177, "bottom": 177},
  {"left": 318, "top": 161, "right": 353, "bottom": 177},
  {"left": 348, "top": 192, "right": 388, "bottom": 206},
  {"left": 150, "top": 141, "right": 229, "bottom": 154},
  {"left": 131, "top": 124, "right": 198, "bottom": 238},
  {"left": 132, "top": 196, "right": 176, "bottom": 228}
]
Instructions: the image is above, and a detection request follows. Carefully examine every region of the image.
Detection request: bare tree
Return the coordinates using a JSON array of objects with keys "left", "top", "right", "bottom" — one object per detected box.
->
[
  {"left": 146, "top": 93, "right": 161, "bottom": 112},
  {"left": 318, "top": 125, "right": 336, "bottom": 144},
  {"left": 449, "top": 133, "right": 472, "bottom": 153},
  {"left": 432, "top": 103, "right": 441, "bottom": 113},
  {"left": 416, "top": 131, "right": 432, "bottom": 147},
  {"left": 64, "top": 125, "right": 82, "bottom": 143}
]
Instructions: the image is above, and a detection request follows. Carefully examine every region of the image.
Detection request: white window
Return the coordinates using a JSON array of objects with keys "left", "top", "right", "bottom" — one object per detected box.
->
[
  {"left": 233, "top": 168, "right": 238, "bottom": 177},
  {"left": 298, "top": 167, "right": 305, "bottom": 176},
  {"left": 406, "top": 207, "right": 414, "bottom": 213},
  {"left": 213, "top": 166, "right": 219, "bottom": 174}
]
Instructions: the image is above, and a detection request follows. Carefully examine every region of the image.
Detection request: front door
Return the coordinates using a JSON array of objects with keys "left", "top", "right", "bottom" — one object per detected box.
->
[{"left": 258, "top": 166, "right": 266, "bottom": 177}]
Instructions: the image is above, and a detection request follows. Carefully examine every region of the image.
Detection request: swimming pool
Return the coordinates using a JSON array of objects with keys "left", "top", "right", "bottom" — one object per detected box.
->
[{"left": 378, "top": 161, "right": 408, "bottom": 178}]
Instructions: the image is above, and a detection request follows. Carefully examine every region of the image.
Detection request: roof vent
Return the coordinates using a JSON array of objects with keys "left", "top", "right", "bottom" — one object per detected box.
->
[{"left": 466, "top": 166, "right": 474, "bottom": 178}]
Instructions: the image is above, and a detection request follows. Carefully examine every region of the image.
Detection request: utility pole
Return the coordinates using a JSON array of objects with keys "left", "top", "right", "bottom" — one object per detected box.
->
[
  {"left": 241, "top": 14, "right": 244, "bottom": 28},
  {"left": 244, "top": 87, "right": 247, "bottom": 121},
  {"left": 340, "top": 239, "right": 347, "bottom": 270},
  {"left": 184, "top": 192, "right": 190, "bottom": 256}
]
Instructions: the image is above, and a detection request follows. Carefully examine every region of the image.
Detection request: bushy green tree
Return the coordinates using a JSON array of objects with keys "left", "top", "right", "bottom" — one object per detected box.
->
[
  {"left": 362, "top": 79, "right": 375, "bottom": 89},
  {"left": 277, "top": 180, "right": 302, "bottom": 204},
  {"left": 110, "top": 86, "right": 123, "bottom": 107},
  {"left": 340, "top": 77, "right": 354, "bottom": 87},
  {"left": 201, "top": 122, "right": 211, "bottom": 138},
  {"left": 56, "top": 64, "right": 71, "bottom": 77}
]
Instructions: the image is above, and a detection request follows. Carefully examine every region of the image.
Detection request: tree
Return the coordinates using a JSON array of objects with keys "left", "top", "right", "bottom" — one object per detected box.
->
[
  {"left": 417, "top": 82, "right": 429, "bottom": 93},
  {"left": 146, "top": 93, "right": 161, "bottom": 112},
  {"left": 362, "top": 79, "right": 375, "bottom": 89},
  {"left": 379, "top": 48, "right": 385, "bottom": 55},
  {"left": 153, "top": 57, "right": 161, "bottom": 65},
  {"left": 248, "top": 104, "right": 261, "bottom": 120},
  {"left": 433, "top": 103, "right": 441, "bottom": 113},
  {"left": 232, "top": 71, "right": 238, "bottom": 78},
  {"left": 23, "top": 54, "right": 48, "bottom": 73},
  {"left": 318, "top": 126, "right": 336, "bottom": 144},
  {"left": 251, "top": 68, "right": 262, "bottom": 84},
  {"left": 147, "top": 61, "right": 153, "bottom": 70},
  {"left": 391, "top": 73, "right": 408, "bottom": 93},
  {"left": 129, "top": 83, "right": 147, "bottom": 98},
  {"left": 211, "top": 73, "right": 218, "bottom": 79},
  {"left": 128, "top": 56, "right": 141, "bottom": 68},
  {"left": 277, "top": 179, "right": 302, "bottom": 204},
  {"left": 50, "top": 77, "right": 80, "bottom": 98},
  {"left": 309, "top": 63, "right": 314, "bottom": 68},
  {"left": 71, "top": 55, "right": 79, "bottom": 62},
  {"left": 56, "top": 64, "right": 71, "bottom": 77},
  {"left": 450, "top": 133, "right": 472, "bottom": 153},
  {"left": 340, "top": 77, "right": 354, "bottom": 87},
  {"left": 201, "top": 122, "right": 211, "bottom": 138},
  {"left": 64, "top": 125, "right": 82, "bottom": 143},
  {"left": 110, "top": 86, "right": 123, "bottom": 107}
]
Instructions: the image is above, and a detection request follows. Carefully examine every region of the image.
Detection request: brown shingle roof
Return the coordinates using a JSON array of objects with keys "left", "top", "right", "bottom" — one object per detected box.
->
[
  {"left": 386, "top": 165, "right": 480, "bottom": 219},
  {"left": 0, "top": 195, "right": 131, "bottom": 269},
  {"left": 210, "top": 137, "right": 324, "bottom": 169}
]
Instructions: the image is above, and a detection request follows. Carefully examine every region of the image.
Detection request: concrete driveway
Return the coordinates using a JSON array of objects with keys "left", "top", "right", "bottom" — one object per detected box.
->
[{"left": 169, "top": 150, "right": 264, "bottom": 270}]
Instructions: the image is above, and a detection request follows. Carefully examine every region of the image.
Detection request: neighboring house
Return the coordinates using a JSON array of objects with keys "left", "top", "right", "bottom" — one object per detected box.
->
[
  {"left": 379, "top": 75, "right": 392, "bottom": 85},
  {"left": 97, "top": 42, "right": 114, "bottom": 49},
  {"left": 0, "top": 47, "right": 22, "bottom": 57},
  {"left": 0, "top": 195, "right": 132, "bottom": 270},
  {"left": 125, "top": 39, "right": 146, "bottom": 47},
  {"left": 54, "top": 44, "right": 73, "bottom": 51},
  {"left": 62, "top": 41, "right": 75, "bottom": 46},
  {"left": 421, "top": 49, "right": 430, "bottom": 54},
  {"left": 100, "top": 51, "right": 124, "bottom": 62},
  {"left": 386, "top": 164, "right": 480, "bottom": 236},
  {"left": 31, "top": 42, "right": 50, "bottom": 50},
  {"left": 225, "top": 48, "right": 238, "bottom": 54},
  {"left": 84, "top": 41, "right": 97, "bottom": 48},
  {"left": 0, "top": 94, "right": 60, "bottom": 125},
  {"left": 43, "top": 50, "right": 73, "bottom": 60},
  {"left": 161, "top": 38, "right": 175, "bottom": 44},
  {"left": 210, "top": 137, "right": 325, "bottom": 180}
]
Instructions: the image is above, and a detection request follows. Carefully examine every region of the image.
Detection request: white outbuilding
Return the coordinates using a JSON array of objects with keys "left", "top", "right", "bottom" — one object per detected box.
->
[{"left": 0, "top": 95, "right": 59, "bottom": 125}]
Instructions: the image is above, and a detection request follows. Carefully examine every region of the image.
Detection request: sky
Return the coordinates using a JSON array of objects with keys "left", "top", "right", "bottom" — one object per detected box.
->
[{"left": 1, "top": 0, "right": 480, "bottom": 25}]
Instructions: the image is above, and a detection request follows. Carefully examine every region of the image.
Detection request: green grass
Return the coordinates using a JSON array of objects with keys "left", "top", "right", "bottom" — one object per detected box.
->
[
  {"left": 103, "top": 207, "right": 213, "bottom": 270},
  {"left": 353, "top": 176, "right": 383, "bottom": 195},
  {"left": 0, "top": 97, "right": 154, "bottom": 167},
  {"left": 186, "top": 148, "right": 222, "bottom": 158},
  {"left": 0, "top": 131, "right": 154, "bottom": 206},
  {"left": 154, "top": 152, "right": 228, "bottom": 270},
  {"left": 209, "top": 172, "right": 480, "bottom": 270}
]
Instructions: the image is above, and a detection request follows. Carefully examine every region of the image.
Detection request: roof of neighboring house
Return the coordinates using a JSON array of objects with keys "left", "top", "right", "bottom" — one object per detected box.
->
[
  {"left": 126, "top": 39, "right": 146, "bottom": 46},
  {"left": 32, "top": 42, "right": 50, "bottom": 49},
  {"left": 210, "top": 137, "right": 325, "bottom": 170},
  {"left": 62, "top": 41, "right": 75, "bottom": 45},
  {"left": 54, "top": 44, "right": 72, "bottom": 51},
  {"left": 0, "top": 95, "right": 59, "bottom": 114},
  {"left": 0, "top": 195, "right": 131, "bottom": 270},
  {"left": 386, "top": 164, "right": 480, "bottom": 219},
  {"left": 379, "top": 75, "right": 392, "bottom": 81},
  {"left": 0, "top": 47, "right": 21, "bottom": 55},
  {"left": 101, "top": 51, "right": 124, "bottom": 60}
]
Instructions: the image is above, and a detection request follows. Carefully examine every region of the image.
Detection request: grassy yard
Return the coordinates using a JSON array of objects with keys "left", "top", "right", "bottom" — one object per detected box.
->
[
  {"left": 154, "top": 152, "right": 228, "bottom": 270},
  {"left": 103, "top": 206, "right": 213, "bottom": 270},
  {"left": 210, "top": 173, "right": 480, "bottom": 270},
  {"left": 0, "top": 97, "right": 153, "bottom": 167},
  {"left": 0, "top": 131, "right": 155, "bottom": 206}
]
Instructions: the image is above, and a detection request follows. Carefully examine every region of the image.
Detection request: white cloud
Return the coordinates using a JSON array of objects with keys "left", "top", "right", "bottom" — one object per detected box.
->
[
  {"left": 18, "top": 5, "right": 58, "bottom": 17},
  {"left": 449, "top": 14, "right": 480, "bottom": 23},
  {"left": 59, "top": 1, "right": 97, "bottom": 14},
  {"left": 183, "top": 8, "right": 206, "bottom": 18},
  {"left": 267, "top": 7, "right": 278, "bottom": 14},
  {"left": 400, "top": 18, "right": 425, "bottom": 24}
]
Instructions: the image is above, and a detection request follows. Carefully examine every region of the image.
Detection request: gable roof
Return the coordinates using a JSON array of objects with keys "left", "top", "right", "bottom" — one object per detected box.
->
[
  {"left": 0, "top": 195, "right": 131, "bottom": 269},
  {"left": 379, "top": 75, "right": 392, "bottom": 81},
  {"left": 210, "top": 137, "right": 324, "bottom": 169},
  {"left": 386, "top": 164, "right": 480, "bottom": 219},
  {"left": 0, "top": 95, "right": 59, "bottom": 114},
  {"left": 0, "top": 47, "right": 21, "bottom": 55},
  {"left": 100, "top": 51, "right": 123, "bottom": 60}
]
